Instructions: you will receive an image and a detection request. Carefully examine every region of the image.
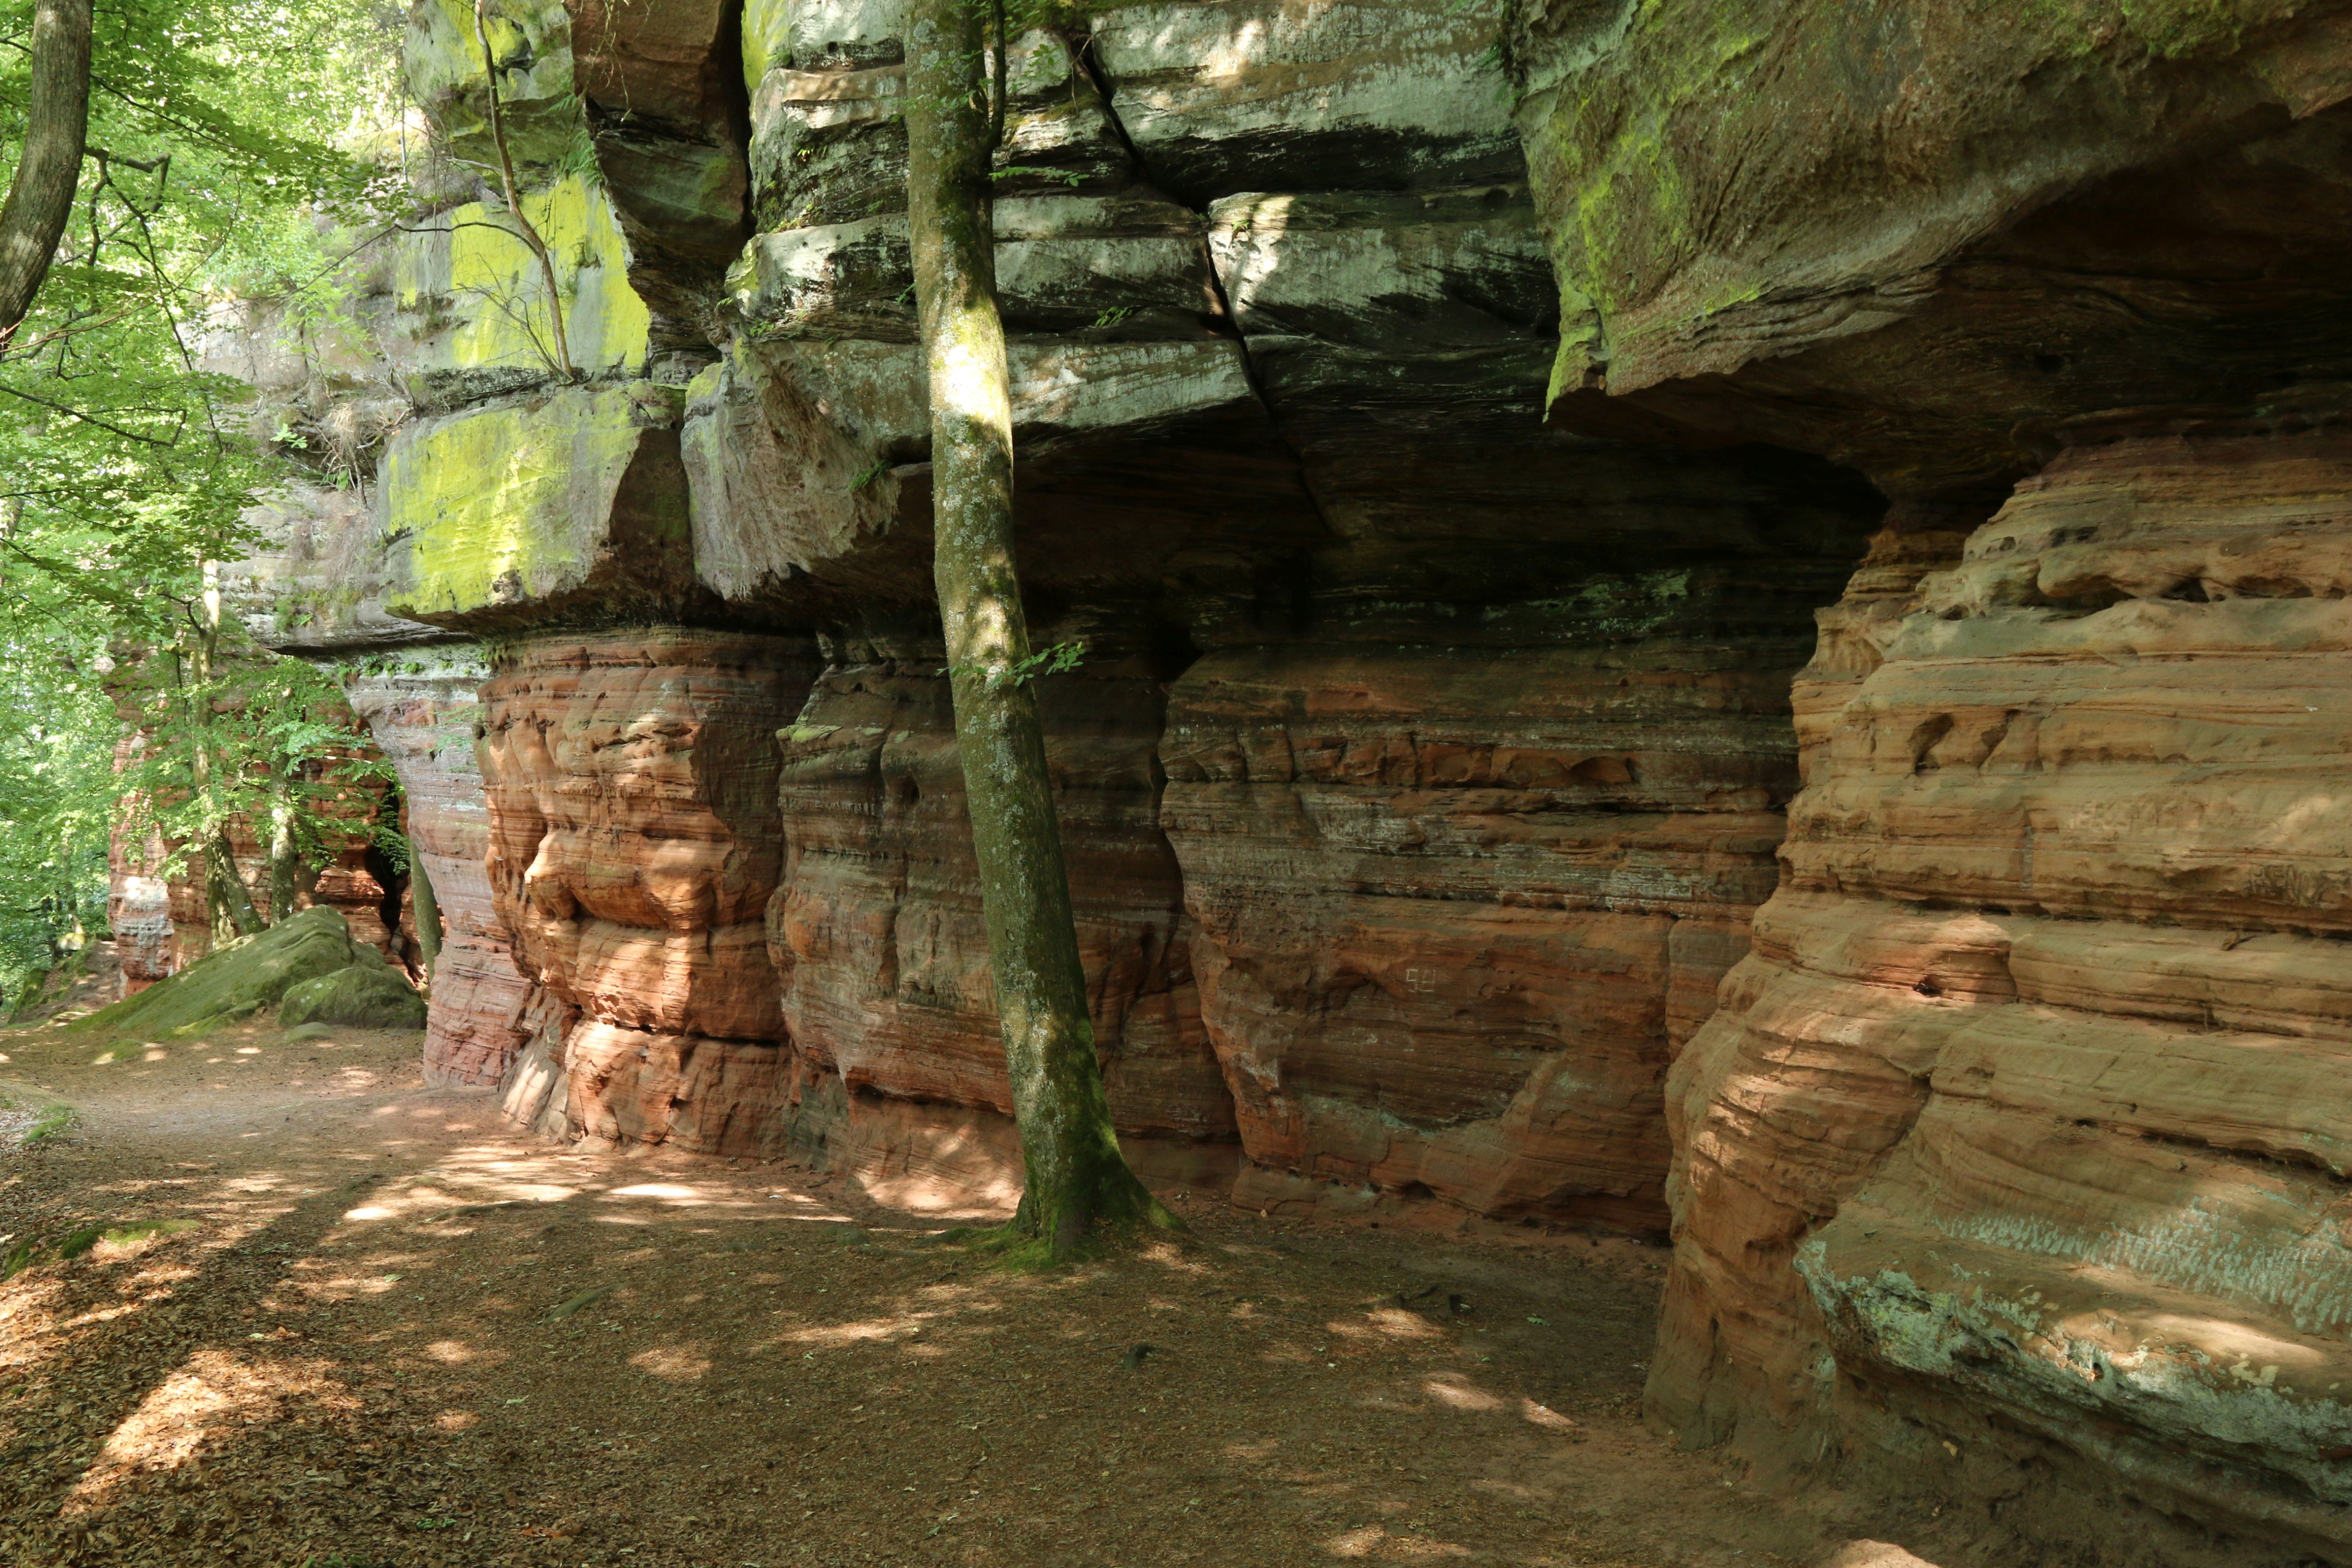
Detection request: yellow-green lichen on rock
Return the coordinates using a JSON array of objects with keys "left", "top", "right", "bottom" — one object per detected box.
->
[
  {"left": 1509, "top": 0, "right": 2352, "bottom": 406},
  {"left": 742, "top": 0, "right": 793, "bottom": 95},
  {"left": 381, "top": 383, "right": 704, "bottom": 630},
  {"left": 406, "top": 0, "right": 581, "bottom": 167},
  {"left": 395, "top": 173, "right": 651, "bottom": 382}
]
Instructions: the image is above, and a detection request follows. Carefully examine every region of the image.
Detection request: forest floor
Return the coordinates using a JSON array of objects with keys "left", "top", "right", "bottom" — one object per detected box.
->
[{"left": 0, "top": 981, "right": 1933, "bottom": 1568}]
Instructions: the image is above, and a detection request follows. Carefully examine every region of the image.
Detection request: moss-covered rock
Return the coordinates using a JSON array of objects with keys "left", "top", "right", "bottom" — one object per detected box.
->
[
  {"left": 391, "top": 173, "right": 651, "bottom": 389},
  {"left": 405, "top": 0, "right": 581, "bottom": 171},
  {"left": 69, "top": 906, "right": 367, "bottom": 1042},
  {"left": 380, "top": 383, "right": 713, "bottom": 631},
  {"left": 279, "top": 961, "right": 429, "bottom": 1031},
  {"left": 1509, "top": 0, "right": 2352, "bottom": 419}
]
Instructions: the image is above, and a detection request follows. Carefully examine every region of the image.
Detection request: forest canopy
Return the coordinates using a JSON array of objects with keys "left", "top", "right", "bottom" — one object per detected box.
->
[{"left": 0, "top": 0, "right": 406, "bottom": 1005}]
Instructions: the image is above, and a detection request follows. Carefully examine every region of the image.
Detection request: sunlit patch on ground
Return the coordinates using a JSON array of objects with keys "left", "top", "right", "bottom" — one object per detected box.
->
[
  {"left": 0, "top": 1013, "right": 1890, "bottom": 1568},
  {"left": 629, "top": 1344, "right": 714, "bottom": 1381},
  {"left": 64, "top": 1348, "right": 358, "bottom": 1511},
  {"left": 1325, "top": 1523, "right": 1476, "bottom": 1560}
]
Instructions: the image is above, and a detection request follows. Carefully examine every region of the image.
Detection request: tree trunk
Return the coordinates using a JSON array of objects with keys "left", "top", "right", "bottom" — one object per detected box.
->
[
  {"left": 190, "top": 564, "right": 260, "bottom": 943},
  {"left": 0, "top": 0, "right": 92, "bottom": 348},
  {"left": 472, "top": 0, "right": 574, "bottom": 381},
  {"left": 903, "top": 0, "right": 1172, "bottom": 1262},
  {"left": 265, "top": 762, "right": 298, "bottom": 925},
  {"left": 206, "top": 833, "right": 262, "bottom": 942},
  {"left": 410, "top": 853, "right": 443, "bottom": 987}
]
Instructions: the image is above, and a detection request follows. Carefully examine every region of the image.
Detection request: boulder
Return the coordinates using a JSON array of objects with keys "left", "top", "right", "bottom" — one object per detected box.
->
[
  {"left": 279, "top": 960, "right": 429, "bottom": 1031},
  {"left": 71, "top": 906, "right": 369, "bottom": 1041}
]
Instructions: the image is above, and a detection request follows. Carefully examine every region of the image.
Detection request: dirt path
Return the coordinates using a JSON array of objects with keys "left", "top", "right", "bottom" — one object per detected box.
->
[{"left": 1, "top": 1008, "right": 1919, "bottom": 1568}]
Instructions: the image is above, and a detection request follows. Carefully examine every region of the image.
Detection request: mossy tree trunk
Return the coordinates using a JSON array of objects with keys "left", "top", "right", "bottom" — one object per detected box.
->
[
  {"left": 904, "top": 0, "right": 1173, "bottom": 1262},
  {"left": 410, "top": 854, "right": 443, "bottom": 987}
]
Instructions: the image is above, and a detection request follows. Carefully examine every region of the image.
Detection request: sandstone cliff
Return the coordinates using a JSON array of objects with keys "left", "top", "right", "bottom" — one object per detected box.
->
[{"left": 181, "top": 0, "right": 2352, "bottom": 1559}]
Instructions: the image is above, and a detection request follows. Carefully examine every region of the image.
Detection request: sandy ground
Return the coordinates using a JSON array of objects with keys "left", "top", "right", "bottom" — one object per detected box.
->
[{"left": 0, "top": 1000, "right": 1936, "bottom": 1568}]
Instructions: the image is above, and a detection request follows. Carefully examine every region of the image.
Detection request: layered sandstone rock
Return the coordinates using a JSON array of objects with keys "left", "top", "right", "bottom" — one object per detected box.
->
[
  {"left": 1510, "top": 0, "right": 2352, "bottom": 487},
  {"left": 1656, "top": 425, "right": 2352, "bottom": 1551},
  {"left": 1487, "top": 6, "right": 2352, "bottom": 1554},
  {"left": 767, "top": 654, "right": 1237, "bottom": 1192},
  {"left": 1163, "top": 640, "right": 1798, "bottom": 1230},
  {"left": 479, "top": 630, "right": 819, "bottom": 1147},
  {"left": 348, "top": 653, "right": 535, "bottom": 1085},
  {"left": 210, "top": 3, "right": 2352, "bottom": 1557}
]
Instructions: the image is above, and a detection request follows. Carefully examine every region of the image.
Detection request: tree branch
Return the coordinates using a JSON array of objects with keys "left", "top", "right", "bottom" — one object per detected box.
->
[{"left": 471, "top": 0, "right": 575, "bottom": 382}]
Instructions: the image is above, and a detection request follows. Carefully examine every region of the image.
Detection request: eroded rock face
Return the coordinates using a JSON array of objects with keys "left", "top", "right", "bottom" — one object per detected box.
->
[
  {"left": 1511, "top": 0, "right": 2352, "bottom": 489},
  {"left": 217, "top": 1, "right": 2352, "bottom": 1554},
  {"left": 1656, "top": 425, "right": 2352, "bottom": 1548},
  {"left": 348, "top": 654, "right": 535, "bottom": 1085},
  {"left": 1164, "top": 640, "right": 1799, "bottom": 1230},
  {"left": 769, "top": 656, "right": 1233, "bottom": 1150},
  {"left": 477, "top": 629, "right": 819, "bottom": 1142},
  {"left": 1484, "top": 6, "right": 2352, "bottom": 1551}
]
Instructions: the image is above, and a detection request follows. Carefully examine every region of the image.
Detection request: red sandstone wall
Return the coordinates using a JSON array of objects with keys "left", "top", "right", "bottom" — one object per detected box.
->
[
  {"left": 478, "top": 630, "right": 820, "bottom": 1148},
  {"left": 764, "top": 658, "right": 1238, "bottom": 1199},
  {"left": 349, "top": 665, "right": 536, "bottom": 1085},
  {"left": 1161, "top": 641, "right": 1796, "bottom": 1230},
  {"left": 1651, "top": 426, "right": 2352, "bottom": 1541}
]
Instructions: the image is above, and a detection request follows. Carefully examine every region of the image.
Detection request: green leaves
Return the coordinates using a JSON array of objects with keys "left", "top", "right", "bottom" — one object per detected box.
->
[
  {"left": 0, "top": 0, "right": 406, "bottom": 979},
  {"left": 941, "top": 640, "right": 1085, "bottom": 691},
  {"left": 0, "top": 631, "right": 112, "bottom": 1007}
]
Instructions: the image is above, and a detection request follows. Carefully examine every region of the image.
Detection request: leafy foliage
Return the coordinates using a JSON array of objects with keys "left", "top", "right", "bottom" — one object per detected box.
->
[
  {"left": 109, "top": 649, "right": 392, "bottom": 900},
  {"left": 0, "top": 0, "right": 409, "bottom": 985},
  {"left": 0, "top": 629, "right": 113, "bottom": 1005}
]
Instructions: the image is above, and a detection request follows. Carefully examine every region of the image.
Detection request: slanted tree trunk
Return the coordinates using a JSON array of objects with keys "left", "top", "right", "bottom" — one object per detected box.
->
[
  {"left": 409, "top": 853, "right": 443, "bottom": 987},
  {"left": 472, "top": 0, "right": 574, "bottom": 381},
  {"left": 903, "top": 0, "right": 1173, "bottom": 1262},
  {"left": 0, "top": 0, "right": 92, "bottom": 348}
]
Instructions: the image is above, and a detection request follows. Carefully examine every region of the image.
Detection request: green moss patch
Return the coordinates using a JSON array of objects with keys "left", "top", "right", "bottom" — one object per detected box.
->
[
  {"left": 280, "top": 961, "right": 429, "bottom": 1031},
  {"left": 68, "top": 905, "right": 395, "bottom": 1044}
]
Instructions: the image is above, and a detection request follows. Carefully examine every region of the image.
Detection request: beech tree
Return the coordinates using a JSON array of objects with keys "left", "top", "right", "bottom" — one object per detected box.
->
[
  {"left": 0, "top": 0, "right": 402, "bottom": 991},
  {"left": 0, "top": 0, "right": 91, "bottom": 347},
  {"left": 903, "top": 0, "right": 1177, "bottom": 1262}
]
